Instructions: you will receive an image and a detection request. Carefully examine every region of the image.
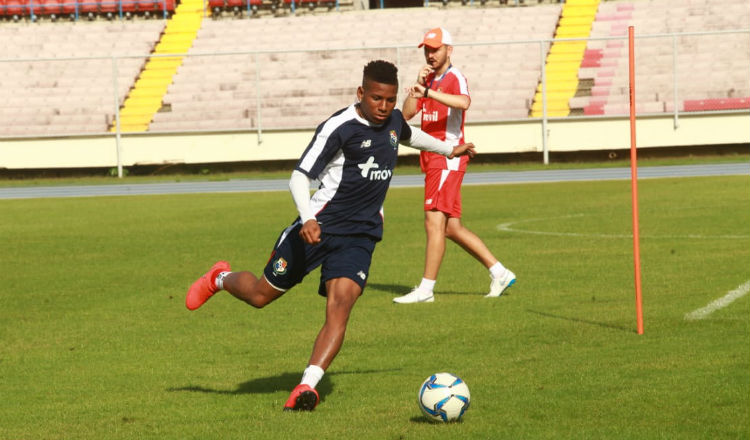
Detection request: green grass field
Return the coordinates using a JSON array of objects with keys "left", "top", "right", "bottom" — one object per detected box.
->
[{"left": 1, "top": 174, "right": 748, "bottom": 439}]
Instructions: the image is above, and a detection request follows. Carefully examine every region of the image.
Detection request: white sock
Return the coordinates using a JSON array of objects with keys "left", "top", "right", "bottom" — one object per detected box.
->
[
  {"left": 418, "top": 278, "right": 436, "bottom": 292},
  {"left": 489, "top": 262, "right": 506, "bottom": 279},
  {"left": 301, "top": 365, "right": 325, "bottom": 389},
  {"left": 214, "top": 271, "right": 231, "bottom": 290}
]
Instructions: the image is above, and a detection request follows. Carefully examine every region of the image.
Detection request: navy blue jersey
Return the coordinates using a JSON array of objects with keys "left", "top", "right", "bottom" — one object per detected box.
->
[{"left": 295, "top": 104, "right": 413, "bottom": 241}]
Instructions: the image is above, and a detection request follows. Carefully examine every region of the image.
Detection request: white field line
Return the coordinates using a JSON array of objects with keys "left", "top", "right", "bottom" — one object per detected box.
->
[
  {"left": 684, "top": 280, "right": 750, "bottom": 320},
  {"left": 496, "top": 214, "right": 750, "bottom": 240}
]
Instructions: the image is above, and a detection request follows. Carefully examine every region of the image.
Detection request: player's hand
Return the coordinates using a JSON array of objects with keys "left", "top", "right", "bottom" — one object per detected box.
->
[
  {"left": 299, "top": 219, "right": 322, "bottom": 245},
  {"left": 417, "top": 65, "right": 433, "bottom": 86},
  {"left": 449, "top": 143, "right": 476, "bottom": 159}
]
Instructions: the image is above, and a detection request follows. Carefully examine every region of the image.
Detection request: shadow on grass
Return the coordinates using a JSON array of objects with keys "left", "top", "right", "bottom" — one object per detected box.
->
[
  {"left": 526, "top": 309, "right": 635, "bottom": 333},
  {"left": 409, "top": 416, "right": 464, "bottom": 424},
  {"left": 168, "top": 368, "right": 401, "bottom": 404},
  {"left": 367, "top": 282, "right": 484, "bottom": 298},
  {"left": 367, "top": 283, "right": 409, "bottom": 295}
]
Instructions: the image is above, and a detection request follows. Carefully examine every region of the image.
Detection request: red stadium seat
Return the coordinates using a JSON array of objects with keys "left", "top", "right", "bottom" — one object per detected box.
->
[
  {"left": 98, "top": 0, "right": 117, "bottom": 13},
  {"left": 121, "top": 0, "right": 137, "bottom": 12},
  {"left": 283, "top": 0, "right": 317, "bottom": 10},
  {"left": 683, "top": 97, "right": 750, "bottom": 112},
  {"left": 154, "top": 0, "right": 174, "bottom": 11},
  {"left": 39, "top": 0, "right": 63, "bottom": 15},
  {"left": 61, "top": 0, "right": 76, "bottom": 14},
  {"left": 583, "top": 104, "right": 605, "bottom": 115},
  {"left": 226, "top": 0, "right": 241, "bottom": 10},
  {"left": 207, "top": 0, "right": 223, "bottom": 11},
  {"left": 0, "top": 0, "right": 7, "bottom": 16},
  {"left": 580, "top": 49, "right": 603, "bottom": 68},
  {"left": 25, "top": 0, "right": 39, "bottom": 16},
  {"left": 136, "top": 0, "right": 155, "bottom": 12},
  {"left": 78, "top": 0, "right": 98, "bottom": 15}
]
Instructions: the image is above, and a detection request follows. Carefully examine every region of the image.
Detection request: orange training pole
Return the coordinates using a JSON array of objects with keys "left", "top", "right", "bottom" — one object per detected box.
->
[{"left": 628, "top": 26, "right": 644, "bottom": 335}]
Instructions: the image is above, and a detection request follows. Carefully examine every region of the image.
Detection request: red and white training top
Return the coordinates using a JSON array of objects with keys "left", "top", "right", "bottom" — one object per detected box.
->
[{"left": 416, "top": 65, "right": 470, "bottom": 173}]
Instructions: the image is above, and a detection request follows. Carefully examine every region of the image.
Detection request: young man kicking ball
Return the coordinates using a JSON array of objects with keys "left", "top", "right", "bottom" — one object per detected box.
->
[{"left": 185, "top": 60, "right": 476, "bottom": 411}]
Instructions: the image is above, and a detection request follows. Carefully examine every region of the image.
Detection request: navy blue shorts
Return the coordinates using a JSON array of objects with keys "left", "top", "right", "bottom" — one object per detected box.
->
[{"left": 263, "top": 222, "right": 377, "bottom": 296}]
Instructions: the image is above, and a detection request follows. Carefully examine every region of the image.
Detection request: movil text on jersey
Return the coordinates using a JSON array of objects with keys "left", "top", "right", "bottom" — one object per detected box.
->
[
  {"left": 422, "top": 110, "right": 440, "bottom": 122},
  {"left": 358, "top": 156, "right": 392, "bottom": 181}
]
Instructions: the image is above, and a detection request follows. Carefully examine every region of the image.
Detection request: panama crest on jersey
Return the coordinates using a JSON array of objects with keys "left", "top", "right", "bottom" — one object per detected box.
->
[
  {"left": 272, "top": 257, "right": 288, "bottom": 276},
  {"left": 389, "top": 130, "right": 398, "bottom": 148}
]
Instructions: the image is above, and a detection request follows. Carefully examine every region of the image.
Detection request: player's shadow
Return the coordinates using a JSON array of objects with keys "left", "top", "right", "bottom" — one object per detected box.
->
[
  {"left": 168, "top": 368, "right": 401, "bottom": 404},
  {"left": 366, "top": 282, "right": 408, "bottom": 295},
  {"left": 526, "top": 309, "right": 634, "bottom": 333},
  {"left": 168, "top": 371, "right": 333, "bottom": 402},
  {"left": 367, "top": 283, "right": 481, "bottom": 297}
]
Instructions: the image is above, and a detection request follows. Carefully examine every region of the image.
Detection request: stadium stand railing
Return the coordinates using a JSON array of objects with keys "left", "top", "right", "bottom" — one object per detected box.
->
[{"left": 0, "top": 1, "right": 748, "bottom": 138}]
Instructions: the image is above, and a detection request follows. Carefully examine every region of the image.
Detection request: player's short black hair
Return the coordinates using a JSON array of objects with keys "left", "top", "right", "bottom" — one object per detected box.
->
[{"left": 362, "top": 60, "right": 398, "bottom": 87}]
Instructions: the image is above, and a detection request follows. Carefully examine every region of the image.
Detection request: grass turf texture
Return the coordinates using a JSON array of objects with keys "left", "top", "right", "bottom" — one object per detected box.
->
[{"left": 1, "top": 175, "right": 748, "bottom": 439}]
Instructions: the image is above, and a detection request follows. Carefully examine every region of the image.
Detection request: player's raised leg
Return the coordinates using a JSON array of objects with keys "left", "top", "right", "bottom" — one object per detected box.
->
[{"left": 186, "top": 262, "right": 286, "bottom": 310}]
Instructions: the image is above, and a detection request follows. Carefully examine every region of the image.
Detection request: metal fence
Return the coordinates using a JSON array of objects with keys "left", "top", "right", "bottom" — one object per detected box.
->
[{"left": 0, "top": 29, "right": 748, "bottom": 141}]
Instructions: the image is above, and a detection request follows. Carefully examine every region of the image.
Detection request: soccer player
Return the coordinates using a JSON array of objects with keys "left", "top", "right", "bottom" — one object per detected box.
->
[
  {"left": 185, "top": 60, "right": 476, "bottom": 411},
  {"left": 392, "top": 27, "right": 516, "bottom": 304}
]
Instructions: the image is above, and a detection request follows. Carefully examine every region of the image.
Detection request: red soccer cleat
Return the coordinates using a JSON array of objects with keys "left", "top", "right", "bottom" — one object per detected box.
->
[
  {"left": 283, "top": 384, "right": 319, "bottom": 412},
  {"left": 185, "top": 261, "right": 231, "bottom": 311}
]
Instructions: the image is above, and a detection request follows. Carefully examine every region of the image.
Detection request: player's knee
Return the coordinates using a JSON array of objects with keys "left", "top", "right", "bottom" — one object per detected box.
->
[
  {"left": 444, "top": 222, "right": 463, "bottom": 240},
  {"left": 246, "top": 296, "right": 269, "bottom": 309}
]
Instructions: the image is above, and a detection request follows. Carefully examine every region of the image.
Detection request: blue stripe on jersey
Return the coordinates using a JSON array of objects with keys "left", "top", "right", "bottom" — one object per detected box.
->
[{"left": 294, "top": 104, "right": 412, "bottom": 241}]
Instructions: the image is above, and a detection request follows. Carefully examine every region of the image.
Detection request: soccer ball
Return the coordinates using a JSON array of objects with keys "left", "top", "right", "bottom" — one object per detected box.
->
[{"left": 417, "top": 372, "right": 471, "bottom": 423}]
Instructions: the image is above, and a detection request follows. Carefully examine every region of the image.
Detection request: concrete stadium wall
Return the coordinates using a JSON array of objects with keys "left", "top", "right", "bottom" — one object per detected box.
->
[{"left": 0, "top": 112, "right": 747, "bottom": 170}]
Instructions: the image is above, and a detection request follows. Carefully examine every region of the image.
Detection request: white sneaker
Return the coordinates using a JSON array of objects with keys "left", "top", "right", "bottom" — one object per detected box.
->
[
  {"left": 393, "top": 287, "right": 434, "bottom": 304},
  {"left": 485, "top": 270, "right": 516, "bottom": 298}
]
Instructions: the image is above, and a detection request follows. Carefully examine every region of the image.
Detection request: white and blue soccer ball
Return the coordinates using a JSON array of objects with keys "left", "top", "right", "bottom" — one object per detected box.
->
[{"left": 418, "top": 372, "right": 471, "bottom": 423}]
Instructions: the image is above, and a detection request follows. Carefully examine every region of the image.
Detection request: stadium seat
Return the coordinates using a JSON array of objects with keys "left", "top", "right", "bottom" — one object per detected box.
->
[
  {"left": 36, "top": 0, "right": 58, "bottom": 15},
  {"left": 135, "top": 0, "right": 156, "bottom": 13},
  {"left": 121, "top": 0, "right": 137, "bottom": 13},
  {"left": 7, "top": 0, "right": 27, "bottom": 18},
  {"left": 98, "top": 0, "right": 117, "bottom": 16},
  {"left": 78, "top": 0, "right": 98, "bottom": 17},
  {"left": 155, "top": 0, "right": 174, "bottom": 11},
  {"left": 684, "top": 97, "right": 750, "bottom": 112},
  {"left": 60, "top": 0, "right": 76, "bottom": 16},
  {"left": 207, "top": 0, "right": 223, "bottom": 14},
  {"left": 226, "top": 0, "right": 241, "bottom": 13}
]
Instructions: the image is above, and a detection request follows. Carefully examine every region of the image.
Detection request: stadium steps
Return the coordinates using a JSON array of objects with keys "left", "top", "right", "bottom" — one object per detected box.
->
[
  {"left": 530, "top": 0, "right": 600, "bottom": 117},
  {"left": 111, "top": 0, "right": 207, "bottom": 132}
]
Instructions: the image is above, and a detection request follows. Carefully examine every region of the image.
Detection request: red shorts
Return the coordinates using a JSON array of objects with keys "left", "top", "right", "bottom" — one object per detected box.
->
[{"left": 423, "top": 168, "right": 465, "bottom": 218}]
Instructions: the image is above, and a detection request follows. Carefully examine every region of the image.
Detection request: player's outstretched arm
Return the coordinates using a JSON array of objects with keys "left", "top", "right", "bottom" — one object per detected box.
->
[{"left": 403, "top": 126, "right": 476, "bottom": 159}]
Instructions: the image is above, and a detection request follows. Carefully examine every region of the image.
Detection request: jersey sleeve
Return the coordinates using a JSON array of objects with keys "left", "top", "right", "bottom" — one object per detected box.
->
[
  {"left": 399, "top": 113, "right": 412, "bottom": 141},
  {"left": 295, "top": 124, "right": 343, "bottom": 179},
  {"left": 445, "top": 71, "right": 470, "bottom": 98}
]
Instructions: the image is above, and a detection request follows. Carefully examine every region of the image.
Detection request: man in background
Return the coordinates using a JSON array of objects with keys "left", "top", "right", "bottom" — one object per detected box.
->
[{"left": 393, "top": 27, "right": 516, "bottom": 304}]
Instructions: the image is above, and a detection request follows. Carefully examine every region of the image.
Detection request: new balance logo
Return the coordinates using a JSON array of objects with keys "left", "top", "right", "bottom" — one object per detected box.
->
[
  {"left": 360, "top": 139, "right": 372, "bottom": 148},
  {"left": 358, "top": 156, "right": 392, "bottom": 181}
]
